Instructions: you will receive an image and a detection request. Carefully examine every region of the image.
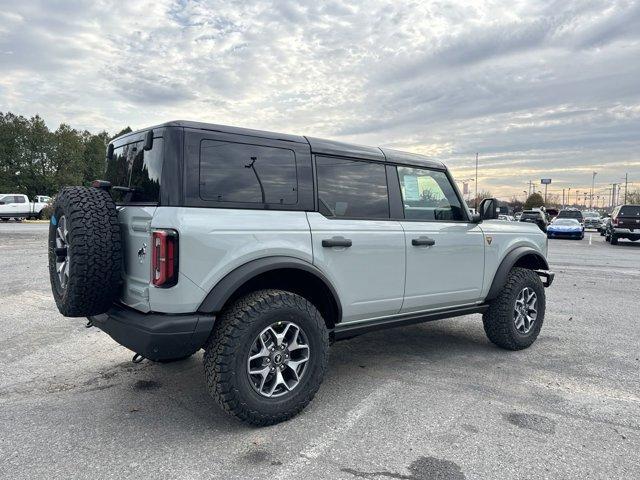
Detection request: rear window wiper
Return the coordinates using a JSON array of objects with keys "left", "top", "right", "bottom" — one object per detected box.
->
[{"left": 90, "top": 180, "right": 140, "bottom": 194}]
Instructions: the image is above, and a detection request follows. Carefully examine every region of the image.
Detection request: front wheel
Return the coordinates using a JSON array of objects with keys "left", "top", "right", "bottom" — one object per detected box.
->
[
  {"left": 482, "top": 268, "right": 545, "bottom": 350},
  {"left": 203, "top": 289, "right": 329, "bottom": 426}
]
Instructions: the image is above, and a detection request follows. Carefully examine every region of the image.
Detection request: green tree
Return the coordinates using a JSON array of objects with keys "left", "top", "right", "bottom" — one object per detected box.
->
[{"left": 524, "top": 193, "right": 545, "bottom": 209}]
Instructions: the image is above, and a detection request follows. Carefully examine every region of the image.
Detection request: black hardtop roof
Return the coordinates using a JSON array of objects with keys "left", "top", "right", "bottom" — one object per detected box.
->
[{"left": 114, "top": 120, "right": 446, "bottom": 169}]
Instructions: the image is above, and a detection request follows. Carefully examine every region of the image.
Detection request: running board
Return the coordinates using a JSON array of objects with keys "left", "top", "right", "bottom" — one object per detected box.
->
[{"left": 333, "top": 304, "right": 489, "bottom": 341}]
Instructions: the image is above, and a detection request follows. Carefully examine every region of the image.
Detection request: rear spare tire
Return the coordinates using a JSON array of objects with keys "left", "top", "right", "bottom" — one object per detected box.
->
[{"left": 48, "top": 186, "right": 122, "bottom": 317}]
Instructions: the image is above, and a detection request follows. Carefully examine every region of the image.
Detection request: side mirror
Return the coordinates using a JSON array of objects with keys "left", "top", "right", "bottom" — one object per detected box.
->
[
  {"left": 143, "top": 129, "right": 154, "bottom": 151},
  {"left": 107, "top": 143, "right": 114, "bottom": 161},
  {"left": 479, "top": 198, "right": 499, "bottom": 220},
  {"left": 470, "top": 213, "right": 482, "bottom": 223}
]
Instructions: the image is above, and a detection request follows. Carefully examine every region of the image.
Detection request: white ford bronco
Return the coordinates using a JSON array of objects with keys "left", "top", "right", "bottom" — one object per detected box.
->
[{"left": 48, "top": 121, "right": 554, "bottom": 425}]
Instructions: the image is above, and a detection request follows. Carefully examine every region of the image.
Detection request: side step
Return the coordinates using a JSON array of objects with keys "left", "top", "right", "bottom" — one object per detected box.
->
[{"left": 333, "top": 304, "right": 488, "bottom": 341}]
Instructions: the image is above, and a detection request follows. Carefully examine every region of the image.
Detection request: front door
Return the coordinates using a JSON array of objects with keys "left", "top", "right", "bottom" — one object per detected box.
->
[
  {"left": 307, "top": 156, "right": 405, "bottom": 323},
  {"left": 396, "top": 166, "right": 485, "bottom": 312}
]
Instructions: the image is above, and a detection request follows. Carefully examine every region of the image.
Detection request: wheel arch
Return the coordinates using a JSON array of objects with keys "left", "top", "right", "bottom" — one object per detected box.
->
[
  {"left": 485, "top": 247, "right": 549, "bottom": 302},
  {"left": 198, "top": 256, "right": 342, "bottom": 329}
]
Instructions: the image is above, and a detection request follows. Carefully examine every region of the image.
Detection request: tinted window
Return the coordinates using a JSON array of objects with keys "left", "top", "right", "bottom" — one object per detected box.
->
[
  {"left": 619, "top": 206, "right": 640, "bottom": 216},
  {"left": 397, "top": 167, "right": 464, "bottom": 221},
  {"left": 105, "top": 138, "right": 163, "bottom": 203},
  {"left": 316, "top": 157, "right": 389, "bottom": 219},
  {"left": 15, "top": 196, "right": 26, "bottom": 203},
  {"left": 199, "top": 140, "right": 297, "bottom": 205}
]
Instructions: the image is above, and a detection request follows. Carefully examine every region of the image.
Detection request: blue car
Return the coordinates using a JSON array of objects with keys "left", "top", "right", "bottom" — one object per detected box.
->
[{"left": 547, "top": 218, "right": 584, "bottom": 240}]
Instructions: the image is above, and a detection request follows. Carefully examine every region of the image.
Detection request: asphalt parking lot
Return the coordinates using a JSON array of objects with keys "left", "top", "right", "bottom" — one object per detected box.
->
[{"left": 1, "top": 223, "right": 639, "bottom": 480}]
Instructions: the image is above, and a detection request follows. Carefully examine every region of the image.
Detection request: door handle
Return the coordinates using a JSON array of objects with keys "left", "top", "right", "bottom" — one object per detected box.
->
[
  {"left": 412, "top": 236, "right": 435, "bottom": 247},
  {"left": 322, "top": 236, "right": 352, "bottom": 248}
]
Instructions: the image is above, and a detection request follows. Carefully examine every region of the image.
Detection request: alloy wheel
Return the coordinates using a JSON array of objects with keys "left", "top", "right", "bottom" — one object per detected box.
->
[
  {"left": 514, "top": 287, "right": 537, "bottom": 334},
  {"left": 54, "top": 215, "right": 70, "bottom": 290},
  {"left": 247, "top": 321, "right": 310, "bottom": 398}
]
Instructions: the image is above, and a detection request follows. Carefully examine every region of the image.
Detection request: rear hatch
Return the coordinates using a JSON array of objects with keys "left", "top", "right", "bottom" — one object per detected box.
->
[
  {"left": 105, "top": 134, "right": 164, "bottom": 312},
  {"left": 616, "top": 206, "right": 640, "bottom": 230}
]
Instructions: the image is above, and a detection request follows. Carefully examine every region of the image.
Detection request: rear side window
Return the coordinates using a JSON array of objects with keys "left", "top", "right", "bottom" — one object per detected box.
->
[
  {"left": 315, "top": 157, "right": 389, "bottom": 219},
  {"left": 199, "top": 140, "right": 298, "bottom": 205},
  {"left": 105, "top": 137, "right": 163, "bottom": 204},
  {"left": 619, "top": 206, "right": 640, "bottom": 216},
  {"left": 14, "top": 196, "right": 26, "bottom": 203},
  {"left": 397, "top": 167, "right": 465, "bottom": 221}
]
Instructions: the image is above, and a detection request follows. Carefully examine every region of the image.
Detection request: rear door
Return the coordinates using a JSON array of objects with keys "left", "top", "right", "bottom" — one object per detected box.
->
[
  {"left": 307, "top": 156, "right": 405, "bottom": 323},
  {"left": 105, "top": 135, "right": 164, "bottom": 312},
  {"left": 396, "top": 166, "right": 485, "bottom": 312}
]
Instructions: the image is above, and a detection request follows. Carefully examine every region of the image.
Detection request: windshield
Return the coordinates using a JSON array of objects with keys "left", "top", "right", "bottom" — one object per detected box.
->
[
  {"left": 105, "top": 137, "right": 163, "bottom": 204},
  {"left": 554, "top": 219, "right": 580, "bottom": 226},
  {"left": 558, "top": 210, "right": 582, "bottom": 218}
]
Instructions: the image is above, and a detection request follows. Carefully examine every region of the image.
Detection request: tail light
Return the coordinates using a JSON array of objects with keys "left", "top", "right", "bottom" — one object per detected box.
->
[
  {"left": 612, "top": 217, "right": 619, "bottom": 226},
  {"left": 151, "top": 229, "right": 179, "bottom": 288}
]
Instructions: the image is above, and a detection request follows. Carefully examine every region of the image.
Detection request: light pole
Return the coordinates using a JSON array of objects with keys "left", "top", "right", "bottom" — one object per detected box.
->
[
  {"left": 474, "top": 153, "right": 478, "bottom": 210},
  {"left": 590, "top": 171, "right": 597, "bottom": 209}
]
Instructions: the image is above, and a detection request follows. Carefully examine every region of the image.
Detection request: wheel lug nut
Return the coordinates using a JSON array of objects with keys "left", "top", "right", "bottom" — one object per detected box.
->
[{"left": 265, "top": 358, "right": 270, "bottom": 363}]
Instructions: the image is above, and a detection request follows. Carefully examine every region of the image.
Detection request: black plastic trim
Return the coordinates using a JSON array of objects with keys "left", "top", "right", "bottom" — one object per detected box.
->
[
  {"left": 333, "top": 304, "right": 488, "bottom": 340},
  {"left": 197, "top": 256, "right": 343, "bottom": 320},
  {"left": 88, "top": 304, "right": 215, "bottom": 361},
  {"left": 485, "top": 247, "right": 550, "bottom": 301}
]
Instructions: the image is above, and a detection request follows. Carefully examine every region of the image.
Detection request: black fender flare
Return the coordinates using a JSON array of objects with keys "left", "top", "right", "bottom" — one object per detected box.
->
[
  {"left": 197, "top": 256, "right": 343, "bottom": 320},
  {"left": 485, "top": 247, "right": 549, "bottom": 301}
]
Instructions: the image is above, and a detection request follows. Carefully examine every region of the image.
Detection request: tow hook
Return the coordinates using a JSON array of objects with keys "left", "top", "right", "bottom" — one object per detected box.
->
[
  {"left": 132, "top": 353, "right": 145, "bottom": 364},
  {"left": 85, "top": 320, "right": 93, "bottom": 328}
]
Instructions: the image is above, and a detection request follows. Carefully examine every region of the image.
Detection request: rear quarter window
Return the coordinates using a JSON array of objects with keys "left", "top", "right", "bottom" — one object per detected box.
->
[{"left": 199, "top": 140, "right": 298, "bottom": 205}]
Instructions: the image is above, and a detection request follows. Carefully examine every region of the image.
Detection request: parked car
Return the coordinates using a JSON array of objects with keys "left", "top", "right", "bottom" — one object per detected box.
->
[
  {"left": 556, "top": 209, "right": 584, "bottom": 225},
  {"left": 48, "top": 120, "right": 554, "bottom": 426},
  {"left": 0, "top": 194, "right": 51, "bottom": 221},
  {"left": 599, "top": 216, "right": 611, "bottom": 236},
  {"left": 546, "top": 218, "right": 584, "bottom": 240},
  {"left": 582, "top": 211, "right": 601, "bottom": 230},
  {"left": 519, "top": 210, "right": 548, "bottom": 232},
  {"left": 497, "top": 214, "right": 515, "bottom": 221},
  {"left": 605, "top": 205, "right": 640, "bottom": 245}
]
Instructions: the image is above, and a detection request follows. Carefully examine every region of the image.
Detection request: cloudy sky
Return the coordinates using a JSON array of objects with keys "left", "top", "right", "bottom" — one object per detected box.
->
[{"left": 1, "top": 0, "right": 639, "bottom": 201}]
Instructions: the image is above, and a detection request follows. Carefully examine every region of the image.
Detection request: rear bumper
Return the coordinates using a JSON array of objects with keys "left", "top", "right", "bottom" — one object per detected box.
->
[
  {"left": 88, "top": 304, "right": 215, "bottom": 361},
  {"left": 613, "top": 228, "right": 640, "bottom": 239}
]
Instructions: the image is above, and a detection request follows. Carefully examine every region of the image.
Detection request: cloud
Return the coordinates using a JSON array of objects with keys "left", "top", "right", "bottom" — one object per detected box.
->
[{"left": 0, "top": 0, "right": 638, "bottom": 197}]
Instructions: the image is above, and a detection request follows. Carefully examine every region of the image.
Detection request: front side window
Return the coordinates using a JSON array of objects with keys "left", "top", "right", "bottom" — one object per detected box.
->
[
  {"left": 15, "top": 196, "right": 26, "bottom": 203},
  {"left": 105, "top": 137, "right": 163, "bottom": 204},
  {"left": 397, "top": 167, "right": 465, "bottom": 221},
  {"left": 316, "top": 157, "right": 389, "bottom": 219},
  {"left": 199, "top": 140, "right": 298, "bottom": 205}
]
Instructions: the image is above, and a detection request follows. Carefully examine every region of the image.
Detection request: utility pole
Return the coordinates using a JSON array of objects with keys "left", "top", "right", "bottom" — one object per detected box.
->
[
  {"left": 475, "top": 153, "right": 478, "bottom": 210},
  {"left": 562, "top": 188, "right": 565, "bottom": 208},
  {"left": 567, "top": 187, "right": 571, "bottom": 207},
  {"left": 624, "top": 173, "right": 628, "bottom": 203},
  {"left": 590, "top": 171, "right": 597, "bottom": 209}
]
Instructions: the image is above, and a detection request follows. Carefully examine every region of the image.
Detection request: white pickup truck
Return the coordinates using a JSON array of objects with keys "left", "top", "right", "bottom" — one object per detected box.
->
[{"left": 0, "top": 194, "right": 51, "bottom": 221}]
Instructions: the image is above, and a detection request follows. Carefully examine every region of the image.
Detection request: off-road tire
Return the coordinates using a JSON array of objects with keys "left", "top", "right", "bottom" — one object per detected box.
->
[
  {"left": 203, "top": 289, "right": 329, "bottom": 426},
  {"left": 610, "top": 234, "right": 618, "bottom": 245},
  {"left": 482, "top": 267, "right": 545, "bottom": 350},
  {"left": 48, "top": 186, "right": 122, "bottom": 317}
]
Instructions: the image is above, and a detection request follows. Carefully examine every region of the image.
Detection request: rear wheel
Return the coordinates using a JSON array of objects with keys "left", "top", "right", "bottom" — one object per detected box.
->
[
  {"left": 203, "top": 289, "right": 329, "bottom": 426},
  {"left": 610, "top": 234, "right": 618, "bottom": 245},
  {"left": 483, "top": 268, "right": 545, "bottom": 350}
]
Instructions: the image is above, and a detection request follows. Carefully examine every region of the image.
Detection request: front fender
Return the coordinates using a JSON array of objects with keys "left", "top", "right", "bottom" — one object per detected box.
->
[{"left": 485, "top": 246, "right": 550, "bottom": 301}]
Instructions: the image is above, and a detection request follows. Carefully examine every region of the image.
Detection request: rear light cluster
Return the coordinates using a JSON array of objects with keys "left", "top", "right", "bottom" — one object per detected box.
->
[
  {"left": 612, "top": 218, "right": 619, "bottom": 226},
  {"left": 151, "top": 229, "right": 179, "bottom": 288}
]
